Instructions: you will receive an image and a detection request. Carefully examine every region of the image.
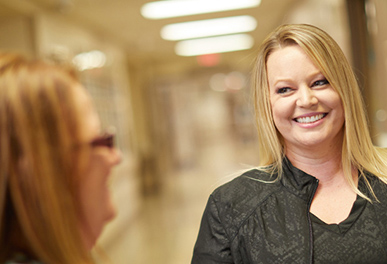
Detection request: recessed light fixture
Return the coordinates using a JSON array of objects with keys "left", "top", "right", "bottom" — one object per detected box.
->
[
  {"left": 161, "top": 15, "right": 257, "bottom": 41},
  {"left": 175, "top": 34, "right": 254, "bottom": 56},
  {"left": 141, "top": 0, "right": 261, "bottom": 19}
]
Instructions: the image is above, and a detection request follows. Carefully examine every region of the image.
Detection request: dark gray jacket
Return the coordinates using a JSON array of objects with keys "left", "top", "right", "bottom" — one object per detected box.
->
[{"left": 192, "top": 159, "right": 387, "bottom": 264}]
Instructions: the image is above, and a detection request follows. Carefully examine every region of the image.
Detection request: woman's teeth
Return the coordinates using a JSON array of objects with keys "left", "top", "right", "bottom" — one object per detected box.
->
[{"left": 296, "top": 114, "right": 325, "bottom": 123}]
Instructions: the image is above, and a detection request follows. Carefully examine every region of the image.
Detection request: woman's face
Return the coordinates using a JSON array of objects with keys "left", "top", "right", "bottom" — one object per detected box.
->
[
  {"left": 74, "top": 85, "right": 122, "bottom": 250},
  {"left": 267, "top": 45, "right": 345, "bottom": 153}
]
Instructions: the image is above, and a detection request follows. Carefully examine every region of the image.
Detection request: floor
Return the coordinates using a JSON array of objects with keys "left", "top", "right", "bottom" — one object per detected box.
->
[{"left": 98, "top": 137, "right": 259, "bottom": 264}]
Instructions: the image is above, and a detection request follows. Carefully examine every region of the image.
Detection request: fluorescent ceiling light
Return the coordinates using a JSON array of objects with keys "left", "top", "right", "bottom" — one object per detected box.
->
[
  {"left": 141, "top": 0, "right": 261, "bottom": 19},
  {"left": 175, "top": 34, "right": 254, "bottom": 56},
  {"left": 72, "top": 50, "right": 106, "bottom": 71},
  {"left": 161, "top": 15, "right": 257, "bottom": 41}
]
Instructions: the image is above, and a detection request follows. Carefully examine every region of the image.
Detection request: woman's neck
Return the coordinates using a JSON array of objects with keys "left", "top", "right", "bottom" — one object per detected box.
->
[{"left": 285, "top": 144, "right": 344, "bottom": 183}]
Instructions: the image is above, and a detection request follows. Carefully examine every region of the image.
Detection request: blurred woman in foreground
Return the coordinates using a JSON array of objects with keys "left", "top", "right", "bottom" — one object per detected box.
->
[{"left": 0, "top": 53, "right": 121, "bottom": 263}]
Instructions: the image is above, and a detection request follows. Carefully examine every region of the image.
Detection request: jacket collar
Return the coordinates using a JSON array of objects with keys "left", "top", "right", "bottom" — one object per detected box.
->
[{"left": 280, "top": 157, "right": 319, "bottom": 201}]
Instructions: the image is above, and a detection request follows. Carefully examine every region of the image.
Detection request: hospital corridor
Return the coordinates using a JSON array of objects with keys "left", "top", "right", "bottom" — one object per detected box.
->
[{"left": 0, "top": 0, "right": 387, "bottom": 263}]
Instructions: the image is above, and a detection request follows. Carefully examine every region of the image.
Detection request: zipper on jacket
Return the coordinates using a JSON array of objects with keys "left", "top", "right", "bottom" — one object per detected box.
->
[{"left": 307, "top": 179, "right": 319, "bottom": 264}]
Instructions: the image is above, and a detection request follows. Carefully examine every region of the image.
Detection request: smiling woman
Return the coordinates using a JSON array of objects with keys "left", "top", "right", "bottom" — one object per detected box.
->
[{"left": 192, "top": 24, "right": 387, "bottom": 264}]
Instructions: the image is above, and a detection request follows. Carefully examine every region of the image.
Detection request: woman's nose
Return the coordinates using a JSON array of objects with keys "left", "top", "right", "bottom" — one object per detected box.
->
[{"left": 296, "top": 86, "right": 318, "bottom": 107}]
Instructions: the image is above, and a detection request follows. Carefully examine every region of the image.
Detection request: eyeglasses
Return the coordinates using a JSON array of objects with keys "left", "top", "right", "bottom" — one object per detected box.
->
[{"left": 90, "top": 133, "right": 115, "bottom": 148}]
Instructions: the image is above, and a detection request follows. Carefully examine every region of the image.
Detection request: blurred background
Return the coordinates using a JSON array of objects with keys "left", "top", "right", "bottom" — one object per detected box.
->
[{"left": 0, "top": 0, "right": 386, "bottom": 263}]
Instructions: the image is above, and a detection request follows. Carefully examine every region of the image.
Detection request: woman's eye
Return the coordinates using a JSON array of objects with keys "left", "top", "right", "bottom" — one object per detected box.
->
[
  {"left": 277, "top": 87, "right": 292, "bottom": 94},
  {"left": 312, "top": 79, "right": 329, "bottom": 87}
]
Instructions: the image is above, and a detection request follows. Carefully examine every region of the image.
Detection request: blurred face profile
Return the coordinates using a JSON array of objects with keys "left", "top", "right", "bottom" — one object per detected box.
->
[
  {"left": 74, "top": 85, "right": 122, "bottom": 250},
  {"left": 267, "top": 45, "right": 345, "bottom": 152}
]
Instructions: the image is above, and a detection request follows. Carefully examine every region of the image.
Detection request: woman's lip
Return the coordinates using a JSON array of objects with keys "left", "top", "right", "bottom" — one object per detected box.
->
[
  {"left": 293, "top": 112, "right": 327, "bottom": 119},
  {"left": 293, "top": 113, "right": 328, "bottom": 124}
]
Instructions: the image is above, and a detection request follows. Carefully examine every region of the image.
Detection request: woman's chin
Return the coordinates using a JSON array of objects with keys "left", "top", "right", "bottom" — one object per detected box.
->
[{"left": 81, "top": 230, "right": 98, "bottom": 251}]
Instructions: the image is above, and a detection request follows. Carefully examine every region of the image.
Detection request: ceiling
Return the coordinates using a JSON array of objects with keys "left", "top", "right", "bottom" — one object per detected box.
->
[{"left": 0, "top": 0, "right": 303, "bottom": 66}]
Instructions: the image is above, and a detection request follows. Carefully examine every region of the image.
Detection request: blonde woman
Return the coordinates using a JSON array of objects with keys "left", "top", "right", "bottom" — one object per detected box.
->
[
  {"left": 192, "top": 24, "right": 387, "bottom": 263},
  {"left": 0, "top": 53, "right": 121, "bottom": 263}
]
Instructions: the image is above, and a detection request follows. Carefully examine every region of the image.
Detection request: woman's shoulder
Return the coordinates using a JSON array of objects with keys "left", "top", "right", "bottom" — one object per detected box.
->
[
  {"left": 214, "top": 167, "right": 280, "bottom": 191},
  {"left": 4, "top": 253, "right": 42, "bottom": 264},
  {"left": 366, "top": 172, "right": 387, "bottom": 201},
  {"left": 210, "top": 168, "right": 282, "bottom": 209},
  {"left": 5, "top": 261, "right": 41, "bottom": 264},
  {"left": 203, "top": 169, "right": 282, "bottom": 235}
]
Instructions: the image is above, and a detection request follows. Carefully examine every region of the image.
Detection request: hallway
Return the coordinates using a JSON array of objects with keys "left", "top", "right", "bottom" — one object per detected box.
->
[
  {"left": 102, "top": 137, "right": 259, "bottom": 264},
  {"left": 1, "top": 1, "right": 387, "bottom": 263}
]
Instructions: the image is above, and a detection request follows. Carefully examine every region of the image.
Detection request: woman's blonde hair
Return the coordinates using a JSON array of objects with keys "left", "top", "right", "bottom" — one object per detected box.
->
[
  {"left": 252, "top": 24, "right": 387, "bottom": 199},
  {"left": 0, "top": 53, "right": 94, "bottom": 263}
]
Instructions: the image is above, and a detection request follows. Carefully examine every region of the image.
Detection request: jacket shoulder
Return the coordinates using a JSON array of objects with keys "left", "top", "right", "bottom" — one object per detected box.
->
[
  {"left": 212, "top": 169, "right": 281, "bottom": 203},
  {"left": 210, "top": 169, "right": 282, "bottom": 239}
]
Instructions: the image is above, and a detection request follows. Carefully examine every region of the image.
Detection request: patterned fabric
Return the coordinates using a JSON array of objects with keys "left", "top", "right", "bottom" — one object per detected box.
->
[
  {"left": 312, "top": 178, "right": 387, "bottom": 264},
  {"left": 4, "top": 253, "right": 42, "bottom": 264},
  {"left": 191, "top": 158, "right": 387, "bottom": 264}
]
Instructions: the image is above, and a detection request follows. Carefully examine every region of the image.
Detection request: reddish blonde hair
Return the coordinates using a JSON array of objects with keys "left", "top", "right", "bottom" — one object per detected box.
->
[{"left": 0, "top": 53, "right": 93, "bottom": 263}]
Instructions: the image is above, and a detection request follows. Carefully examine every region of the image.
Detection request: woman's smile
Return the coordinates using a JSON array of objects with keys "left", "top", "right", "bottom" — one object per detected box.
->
[{"left": 294, "top": 113, "right": 327, "bottom": 124}]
